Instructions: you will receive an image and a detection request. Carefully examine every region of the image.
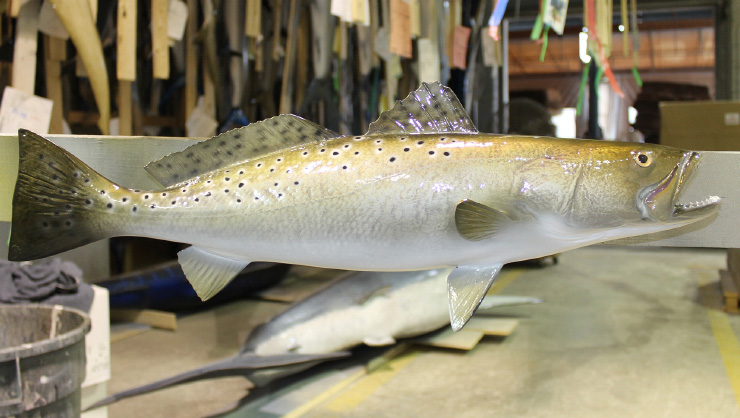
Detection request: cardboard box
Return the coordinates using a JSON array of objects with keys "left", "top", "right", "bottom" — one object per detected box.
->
[{"left": 660, "top": 101, "right": 740, "bottom": 151}]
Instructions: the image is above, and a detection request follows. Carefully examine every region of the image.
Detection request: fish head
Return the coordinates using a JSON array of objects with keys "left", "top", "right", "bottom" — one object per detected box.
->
[{"left": 576, "top": 142, "right": 720, "bottom": 227}]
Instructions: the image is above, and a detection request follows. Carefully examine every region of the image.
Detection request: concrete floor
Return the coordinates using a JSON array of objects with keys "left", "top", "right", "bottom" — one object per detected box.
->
[{"left": 103, "top": 246, "right": 740, "bottom": 418}]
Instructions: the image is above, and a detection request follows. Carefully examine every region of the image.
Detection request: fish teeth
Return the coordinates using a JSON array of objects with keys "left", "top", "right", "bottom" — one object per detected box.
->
[{"left": 677, "top": 196, "right": 720, "bottom": 210}]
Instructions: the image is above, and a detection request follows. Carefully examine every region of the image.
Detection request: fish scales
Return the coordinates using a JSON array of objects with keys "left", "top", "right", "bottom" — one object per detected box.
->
[{"left": 8, "top": 82, "right": 721, "bottom": 331}]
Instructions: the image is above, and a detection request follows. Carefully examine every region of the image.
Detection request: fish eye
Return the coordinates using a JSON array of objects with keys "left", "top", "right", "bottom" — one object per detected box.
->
[{"left": 633, "top": 152, "right": 652, "bottom": 167}]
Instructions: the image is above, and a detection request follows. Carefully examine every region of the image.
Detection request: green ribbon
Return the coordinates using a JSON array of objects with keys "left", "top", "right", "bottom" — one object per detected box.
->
[{"left": 576, "top": 64, "right": 590, "bottom": 117}]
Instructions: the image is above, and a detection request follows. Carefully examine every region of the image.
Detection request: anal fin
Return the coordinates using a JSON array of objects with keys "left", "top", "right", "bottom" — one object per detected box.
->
[
  {"left": 447, "top": 264, "right": 504, "bottom": 331},
  {"left": 178, "top": 246, "right": 250, "bottom": 301}
]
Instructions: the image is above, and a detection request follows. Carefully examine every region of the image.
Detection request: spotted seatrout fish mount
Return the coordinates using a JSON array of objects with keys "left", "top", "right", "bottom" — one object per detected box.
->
[{"left": 9, "top": 82, "right": 720, "bottom": 331}]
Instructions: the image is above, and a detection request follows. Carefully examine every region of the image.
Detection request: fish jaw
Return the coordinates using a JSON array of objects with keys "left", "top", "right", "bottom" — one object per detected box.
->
[{"left": 637, "top": 151, "right": 720, "bottom": 224}]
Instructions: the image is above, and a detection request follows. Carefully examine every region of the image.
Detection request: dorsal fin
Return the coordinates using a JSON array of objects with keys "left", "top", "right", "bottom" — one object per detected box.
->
[
  {"left": 366, "top": 82, "right": 478, "bottom": 136},
  {"left": 146, "top": 115, "right": 342, "bottom": 187}
]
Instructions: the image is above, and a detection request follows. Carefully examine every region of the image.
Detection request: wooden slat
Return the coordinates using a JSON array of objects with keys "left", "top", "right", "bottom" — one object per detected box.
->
[
  {"left": 118, "top": 80, "right": 132, "bottom": 135},
  {"left": 0, "top": 135, "right": 740, "bottom": 250},
  {"left": 720, "top": 270, "right": 739, "bottom": 314},
  {"left": 151, "top": 0, "right": 170, "bottom": 80},
  {"left": 110, "top": 308, "right": 177, "bottom": 331},
  {"left": 184, "top": 0, "right": 198, "bottom": 120},
  {"left": 12, "top": 0, "right": 40, "bottom": 95},
  {"left": 117, "top": 0, "right": 137, "bottom": 81},
  {"left": 44, "top": 36, "right": 66, "bottom": 134}
]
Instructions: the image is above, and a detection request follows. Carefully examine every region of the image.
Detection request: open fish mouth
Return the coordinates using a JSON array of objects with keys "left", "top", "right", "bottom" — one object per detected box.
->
[{"left": 639, "top": 151, "right": 720, "bottom": 222}]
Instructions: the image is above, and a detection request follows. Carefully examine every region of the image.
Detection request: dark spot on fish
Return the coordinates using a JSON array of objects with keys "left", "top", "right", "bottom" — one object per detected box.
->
[
  {"left": 53, "top": 211, "right": 59, "bottom": 216},
  {"left": 227, "top": 151, "right": 233, "bottom": 156},
  {"left": 166, "top": 163, "right": 172, "bottom": 169},
  {"left": 355, "top": 151, "right": 359, "bottom": 155},
  {"left": 342, "top": 165, "right": 348, "bottom": 170},
  {"left": 84, "top": 179, "right": 90, "bottom": 183},
  {"left": 101, "top": 190, "right": 106, "bottom": 195},
  {"left": 300, "top": 135, "right": 308, "bottom": 141},
  {"left": 303, "top": 151, "right": 309, "bottom": 156},
  {"left": 194, "top": 198, "right": 199, "bottom": 202},
  {"left": 182, "top": 189, "right": 187, "bottom": 193},
  {"left": 286, "top": 169, "right": 291, "bottom": 173},
  {"left": 333, "top": 151, "right": 339, "bottom": 156},
  {"left": 133, "top": 206, "right": 137, "bottom": 212},
  {"left": 186, "top": 152, "right": 194, "bottom": 158},
  {"left": 106, "top": 203, "right": 112, "bottom": 208},
  {"left": 85, "top": 199, "right": 92, "bottom": 205},
  {"left": 162, "top": 193, "right": 167, "bottom": 196},
  {"left": 444, "top": 152, "right": 450, "bottom": 156},
  {"left": 144, "top": 195, "right": 150, "bottom": 199},
  {"left": 65, "top": 221, "right": 71, "bottom": 227},
  {"left": 172, "top": 201, "right": 176, "bottom": 205},
  {"left": 207, "top": 180, "right": 211, "bottom": 184},
  {"left": 205, "top": 192, "right": 211, "bottom": 196},
  {"left": 320, "top": 149, "right": 325, "bottom": 153},
  {"left": 294, "top": 181, "right": 299, "bottom": 185},
  {"left": 355, "top": 136, "right": 361, "bottom": 139},
  {"left": 277, "top": 158, "right": 282, "bottom": 162},
  {"left": 213, "top": 151, "right": 221, "bottom": 156},
  {"left": 195, "top": 158, "right": 202, "bottom": 164},
  {"left": 134, "top": 189, "right": 140, "bottom": 193},
  {"left": 239, "top": 171, "right": 244, "bottom": 175},
  {"left": 274, "top": 182, "right": 278, "bottom": 186},
  {"left": 237, "top": 199, "right": 242, "bottom": 202},
  {"left": 418, "top": 141, "right": 424, "bottom": 145},
  {"left": 239, "top": 183, "right": 244, "bottom": 188},
  {"left": 234, "top": 133, "right": 241, "bottom": 139},
  {"left": 390, "top": 157, "right": 396, "bottom": 162},
  {"left": 440, "top": 137, "right": 446, "bottom": 141},
  {"left": 236, "top": 144, "right": 242, "bottom": 149},
  {"left": 39, "top": 154, "right": 44, "bottom": 160},
  {"left": 48, "top": 162, "right": 54, "bottom": 167},
  {"left": 376, "top": 140, "right": 381, "bottom": 144},
  {"left": 270, "top": 168, "right": 275, "bottom": 172},
  {"left": 224, "top": 189, "right": 229, "bottom": 193},
  {"left": 66, "top": 204, "right": 72, "bottom": 209},
  {"left": 73, "top": 172, "right": 78, "bottom": 178},
  {"left": 42, "top": 198, "right": 48, "bottom": 203},
  {"left": 314, "top": 129, "right": 322, "bottom": 136},
  {"left": 122, "top": 198, "right": 128, "bottom": 203},
  {"left": 429, "top": 151, "right": 435, "bottom": 155},
  {"left": 401, "top": 137, "right": 406, "bottom": 141},
  {"left": 404, "top": 148, "right": 410, "bottom": 152},
  {"left": 257, "top": 163, "right": 262, "bottom": 167},
  {"left": 52, "top": 174, "right": 58, "bottom": 180},
  {"left": 255, "top": 196, "right": 260, "bottom": 200},
  {"left": 150, "top": 205, "right": 155, "bottom": 208},
  {"left": 220, "top": 140, "right": 226, "bottom": 146},
  {"left": 173, "top": 174, "right": 180, "bottom": 179},
  {"left": 378, "top": 148, "right": 382, "bottom": 152},
  {"left": 344, "top": 144, "right": 350, "bottom": 148},
  {"left": 225, "top": 177, "right": 230, "bottom": 181}
]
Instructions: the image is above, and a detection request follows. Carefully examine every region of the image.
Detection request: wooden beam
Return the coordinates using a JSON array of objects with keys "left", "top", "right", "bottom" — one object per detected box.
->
[
  {"left": 117, "top": 0, "right": 137, "bottom": 82},
  {"left": 184, "top": 0, "right": 198, "bottom": 120},
  {"left": 12, "top": 0, "right": 40, "bottom": 95},
  {"left": 151, "top": 0, "right": 170, "bottom": 80},
  {"left": 44, "top": 36, "right": 66, "bottom": 134}
]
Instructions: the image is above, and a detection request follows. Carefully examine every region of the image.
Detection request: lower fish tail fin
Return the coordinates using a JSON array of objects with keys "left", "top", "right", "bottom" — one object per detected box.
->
[
  {"left": 83, "top": 352, "right": 350, "bottom": 411},
  {"left": 8, "top": 130, "right": 118, "bottom": 261}
]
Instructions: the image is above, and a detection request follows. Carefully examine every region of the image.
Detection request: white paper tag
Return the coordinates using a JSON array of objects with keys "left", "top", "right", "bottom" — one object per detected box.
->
[
  {"left": 725, "top": 112, "right": 740, "bottom": 126},
  {"left": 543, "top": 0, "right": 569, "bottom": 35},
  {"left": 0, "top": 86, "right": 53, "bottom": 134},
  {"left": 167, "top": 0, "right": 188, "bottom": 41},
  {"left": 481, "top": 27, "right": 499, "bottom": 67},
  {"left": 39, "top": 0, "right": 69, "bottom": 39}
]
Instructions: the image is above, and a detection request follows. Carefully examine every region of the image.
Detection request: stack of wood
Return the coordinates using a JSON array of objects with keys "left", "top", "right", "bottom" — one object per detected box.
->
[{"left": 721, "top": 249, "right": 740, "bottom": 313}]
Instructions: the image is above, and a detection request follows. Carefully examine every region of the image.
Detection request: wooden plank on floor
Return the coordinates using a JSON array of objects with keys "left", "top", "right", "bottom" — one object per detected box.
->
[
  {"left": 720, "top": 270, "right": 739, "bottom": 314},
  {"left": 465, "top": 317, "right": 519, "bottom": 336},
  {"left": 110, "top": 308, "right": 178, "bottom": 330},
  {"left": 415, "top": 328, "right": 484, "bottom": 350}
]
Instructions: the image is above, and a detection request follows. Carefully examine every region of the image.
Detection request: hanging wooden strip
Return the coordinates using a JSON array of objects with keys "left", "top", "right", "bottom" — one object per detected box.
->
[
  {"left": 117, "top": 0, "right": 137, "bottom": 81},
  {"left": 152, "top": 0, "right": 170, "bottom": 79},
  {"left": 12, "top": 0, "right": 40, "bottom": 95}
]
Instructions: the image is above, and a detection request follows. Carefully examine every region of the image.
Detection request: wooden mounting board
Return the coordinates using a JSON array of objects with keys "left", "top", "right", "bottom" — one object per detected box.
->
[{"left": 0, "top": 133, "right": 739, "bottom": 249}]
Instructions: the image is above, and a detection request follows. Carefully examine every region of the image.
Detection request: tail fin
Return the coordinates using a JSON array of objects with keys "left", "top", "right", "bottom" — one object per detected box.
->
[
  {"left": 8, "top": 129, "right": 117, "bottom": 261},
  {"left": 83, "top": 352, "right": 350, "bottom": 410}
]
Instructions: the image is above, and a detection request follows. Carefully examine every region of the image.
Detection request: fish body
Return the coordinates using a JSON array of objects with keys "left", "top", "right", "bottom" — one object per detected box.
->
[
  {"left": 85, "top": 268, "right": 541, "bottom": 409},
  {"left": 9, "top": 82, "right": 720, "bottom": 330}
]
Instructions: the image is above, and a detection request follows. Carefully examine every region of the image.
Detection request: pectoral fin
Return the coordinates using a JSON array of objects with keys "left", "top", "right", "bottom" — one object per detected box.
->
[
  {"left": 447, "top": 264, "right": 504, "bottom": 331},
  {"left": 455, "top": 200, "right": 510, "bottom": 241},
  {"left": 178, "top": 246, "right": 250, "bottom": 301}
]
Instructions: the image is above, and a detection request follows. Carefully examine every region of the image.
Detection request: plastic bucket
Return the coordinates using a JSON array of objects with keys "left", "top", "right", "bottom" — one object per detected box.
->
[{"left": 0, "top": 304, "right": 90, "bottom": 417}]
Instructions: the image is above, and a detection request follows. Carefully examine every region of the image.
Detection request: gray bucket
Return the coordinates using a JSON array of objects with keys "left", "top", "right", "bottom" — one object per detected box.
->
[{"left": 0, "top": 304, "right": 91, "bottom": 417}]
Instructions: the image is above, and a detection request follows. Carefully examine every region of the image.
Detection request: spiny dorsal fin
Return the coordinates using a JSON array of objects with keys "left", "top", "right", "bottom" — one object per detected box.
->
[
  {"left": 147, "top": 115, "right": 343, "bottom": 187},
  {"left": 366, "top": 82, "right": 478, "bottom": 136}
]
